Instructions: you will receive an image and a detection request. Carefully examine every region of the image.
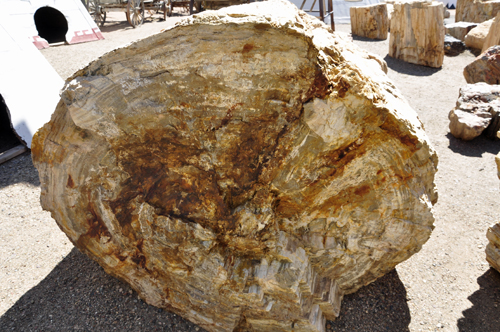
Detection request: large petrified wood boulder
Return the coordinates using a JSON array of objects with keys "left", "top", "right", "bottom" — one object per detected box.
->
[
  {"left": 449, "top": 83, "right": 500, "bottom": 140},
  {"left": 31, "top": 1, "right": 438, "bottom": 331},
  {"left": 464, "top": 18, "right": 493, "bottom": 49},
  {"left": 350, "top": 4, "right": 389, "bottom": 40},
  {"left": 456, "top": 0, "right": 500, "bottom": 23},
  {"left": 482, "top": 12, "right": 500, "bottom": 52},
  {"left": 464, "top": 45, "right": 500, "bottom": 84},
  {"left": 389, "top": 0, "right": 445, "bottom": 68}
]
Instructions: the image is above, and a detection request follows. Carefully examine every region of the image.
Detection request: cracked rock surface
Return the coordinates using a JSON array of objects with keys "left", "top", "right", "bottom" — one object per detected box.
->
[{"left": 31, "top": 1, "right": 438, "bottom": 331}]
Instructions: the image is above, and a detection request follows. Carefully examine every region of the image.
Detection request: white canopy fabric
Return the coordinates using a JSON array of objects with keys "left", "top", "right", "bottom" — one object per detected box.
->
[
  {"left": 0, "top": 8, "right": 63, "bottom": 148},
  {"left": 289, "top": 0, "right": 382, "bottom": 24}
]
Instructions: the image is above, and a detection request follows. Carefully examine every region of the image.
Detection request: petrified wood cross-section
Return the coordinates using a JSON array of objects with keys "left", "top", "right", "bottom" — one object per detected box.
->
[{"left": 32, "top": 1, "right": 438, "bottom": 331}]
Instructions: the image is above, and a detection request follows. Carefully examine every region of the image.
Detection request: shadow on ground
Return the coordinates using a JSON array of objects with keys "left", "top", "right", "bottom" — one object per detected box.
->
[
  {"left": 0, "top": 248, "right": 202, "bottom": 332},
  {"left": 352, "top": 35, "right": 386, "bottom": 43},
  {"left": 0, "top": 246, "right": 410, "bottom": 332},
  {"left": 327, "top": 269, "right": 410, "bottom": 332},
  {"left": 0, "top": 152, "right": 39, "bottom": 189},
  {"left": 383, "top": 55, "right": 442, "bottom": 76},
  {"left": 446, "top": 133, "right": 500, "bottom": 158},
  {"left": 457, "top": 268, "right": 500, "bottom": 332}
]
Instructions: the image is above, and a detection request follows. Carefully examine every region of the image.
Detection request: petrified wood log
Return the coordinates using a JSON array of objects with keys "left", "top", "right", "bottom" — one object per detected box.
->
[
  {"left": 464, "top": 18, "right": 493, "bottom": 49},
  {"left": 444, "top": 35, "right": 466, "bottom": 56},
  {"left": 449, "top": 83, "right": 500, "bottom": 140},
  {"left": 482, "top": 12, "right": 500, "bottom": 52},
  {"left": 445, "top": 22, "right": 478, "bottom": 41},
  {"left": 456, "top": 0, "right": 500, "bottom": 23},
  {"left": 464, "top": 45, "right": 500, "bottom": 84},
  {"left": 350, "top": 4, "right": 389, "bottom": 40},
  {"left": 389, "top": 0, "right": 445, "bottom": 68},
  {"left": 32, "top": 1, "right": 438, "bottom": 331}
]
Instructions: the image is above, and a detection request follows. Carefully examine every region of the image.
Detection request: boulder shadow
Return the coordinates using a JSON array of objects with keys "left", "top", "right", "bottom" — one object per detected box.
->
[
  {"left": 352, "top": 35, "right": 387, "bottom": 43},
  {"left": 446, "top": 133, "right": 500, "bottom": 158},
  {"left": 457, "top": 268, "right": 500, "bottom": 332},
  {"left": 0, "top": 152, "right": 40, "bottom": 189},
  {"left": 1, "top": 247, "right": 410, "bottom": 332},
  {"left": 327, "top": 269, "right": 411, "bottom": 332},
  {"left": 383, "top": 55, "right": 442, "bottom": 76},
  {"left": 0, "top": 248, "right": 203, "bottom": 331}
]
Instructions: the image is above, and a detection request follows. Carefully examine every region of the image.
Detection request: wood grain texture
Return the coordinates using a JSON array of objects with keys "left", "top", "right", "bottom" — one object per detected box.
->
[
  {"left": 31, "top": 1, "right": 438, "bottom": 331},
  {"left": 350, "top": 4, "right": 389, "bottom": 40},
  {"left": 482, "top": 12, "right": 500, "bottom": 52},
  {"left": 456, "top": 0, "right": 500, "bottom": 23},
  {"left": 389, "top": 0, "right": 445, "bottom": 68},
  {"left": 464, "top": 18, "right": 493, "bottom": 49},
  {"left": 464, "top": 45, "right": 500, "bottom": 84}
]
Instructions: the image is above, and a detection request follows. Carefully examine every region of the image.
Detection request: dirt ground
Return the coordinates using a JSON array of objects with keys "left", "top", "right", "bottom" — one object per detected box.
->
[{"left": 1, "top": 8, "right": 499, "bottom": 332}]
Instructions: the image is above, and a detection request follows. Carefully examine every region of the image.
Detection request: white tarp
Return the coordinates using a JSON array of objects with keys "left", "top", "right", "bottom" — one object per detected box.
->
[
  {"left": 0, "top": 9, "right": 63, "bottom": 148},
  {"left": 289, "top": 0, "right": 382, "bottom": 24},
  {"left": 1, "top": 0, "right": 103, "bottom": 49}
]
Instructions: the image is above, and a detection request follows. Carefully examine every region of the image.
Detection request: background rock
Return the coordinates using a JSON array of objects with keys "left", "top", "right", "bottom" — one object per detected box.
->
[
  {"left": 449, "top": 83, "right": 500, "bottom": 140},
  {"left": 482, "top": 12, "right": 500, "bottom": 52},
  {"left": 456, "top": 0, "right": 500, "bottom": 23},
  {"left": 444, "top": 34, "right": 467, "bottom": 56},
  {"left": 31, "top": 1, "right": 438, "bottom": 331},
  {"left": 350, "top": 3, "right": 389, "bottom": 40},
  {"left": 464, "top": 45, "right": 500, "bottom": 84},
  {"left": 464, "top": 18, "right": 493, "bottom": 49},
  {"left": 445, "top": 21, "right": 478, "bottom": 41},
  {"left": 389, "top": 0, "right": 445, "bottom": 68}
]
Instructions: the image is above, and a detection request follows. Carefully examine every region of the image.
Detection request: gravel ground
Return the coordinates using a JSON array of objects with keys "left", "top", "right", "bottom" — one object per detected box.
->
[{"left": 1, "top": 8, "right": 500, "bottom": 332}]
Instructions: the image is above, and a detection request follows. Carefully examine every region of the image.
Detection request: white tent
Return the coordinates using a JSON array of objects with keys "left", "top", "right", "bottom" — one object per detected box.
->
[
  {"left": 0, "top": 8, "right": 64, "bottom": 148},
  {"left": 289, "top": 0, "right": 382, "bottom": 24},
  {"left": 1, "top": 0, "right": 103, "bottom": 50}
]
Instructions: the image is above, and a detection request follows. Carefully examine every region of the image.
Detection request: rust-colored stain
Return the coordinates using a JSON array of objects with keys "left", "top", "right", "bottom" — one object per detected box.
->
[
  {"left": 336, "top": 78, "right": 350, "bottom": 99},
  {"left": 354, "top": 185, "right": 370, "bottom": 196},
  {"left": 379, "top": 115, "right": 419, "bottom": 151},
  {"left": 242, "top": 43, "right": 254, "bottom": 54},
  {"left": 66, "top": 174, "right": 75, "bottom": 188}
]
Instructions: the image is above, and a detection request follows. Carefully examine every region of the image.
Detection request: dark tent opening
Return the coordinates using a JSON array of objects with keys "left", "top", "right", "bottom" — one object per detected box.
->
[
  {"left": 0, "top": 95, "right": 22, "bottom": 154},
  {"left": 34, "top": 6, "right": 68, "bottom": 44}
]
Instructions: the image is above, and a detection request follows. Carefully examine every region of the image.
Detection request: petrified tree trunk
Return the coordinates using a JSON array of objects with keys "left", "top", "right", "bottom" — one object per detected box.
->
[
  {"left": 31, "top": 1, "right": 438, "bottom": 331},
  {"left": 482, "top": 12, "right": 500, "bottom": 52},
  {"left": 464, "top": 18, "right": 494, "bottom": 49},
  {"left": 464, "top": 45, "right": 500, "bottom": 84},
  {"left": 389, "top": 0, "right": 445, "bottom": 68},
  {"left": 445, "top": 22, "right": 478, "bottom": 41},
  {"left": 456, "top": 0, "right": 500, "bottom": 23},
  {"left": 448, "top": 83, "right": 500, "bottom": 140},
  {"left": 350, "top": 4, "right": 389, "bottom": 40}
]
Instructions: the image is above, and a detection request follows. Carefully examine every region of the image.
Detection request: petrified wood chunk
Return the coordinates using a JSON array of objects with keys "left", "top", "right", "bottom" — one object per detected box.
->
[
  {"left": 350, "top": 4, "right": 389, "bottom": 40},
  {"left": 449, "top": 83, "right": 500, "bottom": 140},
  {"left": 482, "top": 12, "right": 500, "bottom": 52},
  {"left": 456, "top": 0, "right": 500, "bottom": 23},
  {"left": 445, "top": 22, "right": 478, "bottom": 41},
  {"left": 486, "top": 223, "right": 500, "bottom": 272},
  {"left": 486, "top": 158, "right": 500, "bottom": 273},
  {"left": 389, "top": 0, "right": 445, "bottom": 68},
  {"left": 464, "top": 45, "right": 500, "bottom": 84},
  {"left": 464, "top": 18, "right": 493, "bottom": 49},
  {"left": 31, "top": 1, "right": 438, "bottom": 331},
  {"left": 444, "top": 35, "right": 467, "bottom": 56}
]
